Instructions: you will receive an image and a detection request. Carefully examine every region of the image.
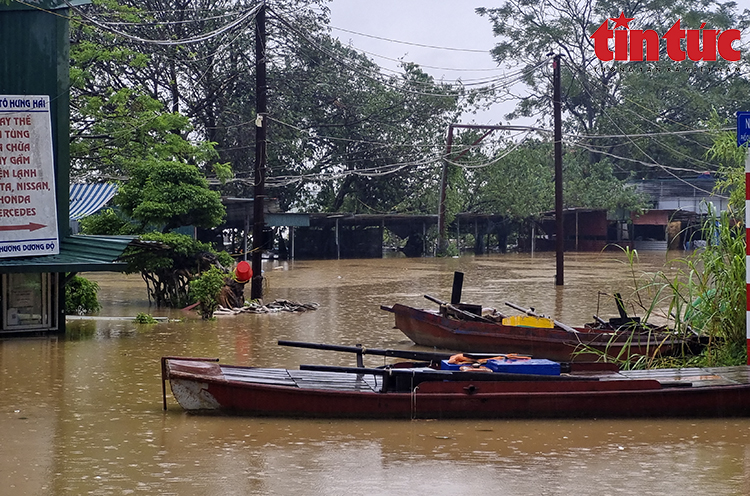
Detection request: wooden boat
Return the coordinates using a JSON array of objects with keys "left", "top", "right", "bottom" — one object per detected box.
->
[
  {"left": 382, "top": 299, "right": 702, "bottom": 362},
  {"left": 161, "top": 341, "right": 750, "bottom": 419},
  {"left": 381, "top": 272, "right": 704, "bottom": 362}
]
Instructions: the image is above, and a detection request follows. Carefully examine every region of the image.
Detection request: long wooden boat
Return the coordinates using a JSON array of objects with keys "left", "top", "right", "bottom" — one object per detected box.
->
[
  {"left": 382, "top": 303, "right": 701, "bottom": 362},
  {"left": 161, "top": 343, "right": 750, "bottom": 419}
]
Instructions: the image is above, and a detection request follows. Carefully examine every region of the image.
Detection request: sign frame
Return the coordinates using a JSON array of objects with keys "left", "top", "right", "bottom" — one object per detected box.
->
[{"left": 0, "top": 95, "right": 59, "bottom": 258}]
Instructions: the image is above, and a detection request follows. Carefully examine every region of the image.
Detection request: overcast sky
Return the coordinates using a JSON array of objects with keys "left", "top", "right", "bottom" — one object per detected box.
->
[
  {"left": 326, "top": 0, "right": 750, "bottom": 126},
  {"left": 327, "top": 0, "right": 511, "bottom": 124}
]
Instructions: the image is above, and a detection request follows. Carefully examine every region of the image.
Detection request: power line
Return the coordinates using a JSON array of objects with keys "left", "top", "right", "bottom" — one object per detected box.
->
[
  {"left": 571, "top": 128, "right": 732, "bottom": 139},
  {"left": 330, "top": 25, "right": 491, "bottom": 53},
  {"left": 270, "top": 10, "right": 467, "bottom": 98},
  {"left": 65, "top": 1, "right": 262, "bottom": 46},
  {"left": 562, "top": 57, "right": 730, "bottom": 195}
]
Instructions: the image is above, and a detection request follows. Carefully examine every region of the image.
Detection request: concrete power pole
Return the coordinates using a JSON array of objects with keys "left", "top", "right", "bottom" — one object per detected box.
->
[
  {"left": 553, "top": 54, "right": 564, "bottom": 286},
  {"left": 251, "top": 2, "right": 267, "bottom": 300}
]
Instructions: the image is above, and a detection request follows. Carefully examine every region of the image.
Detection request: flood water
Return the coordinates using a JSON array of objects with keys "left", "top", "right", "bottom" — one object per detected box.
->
[{"left": 2, "top": 251, "right": 750, "bottom": 495}]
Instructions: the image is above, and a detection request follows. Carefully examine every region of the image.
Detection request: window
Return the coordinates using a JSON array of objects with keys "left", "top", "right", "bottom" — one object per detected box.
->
[{"left": 2, "top": 273, "right": 58, "bottom": 332}]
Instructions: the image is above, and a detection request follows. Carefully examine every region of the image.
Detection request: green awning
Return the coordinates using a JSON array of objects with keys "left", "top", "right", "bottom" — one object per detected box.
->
[{"left": 0, "top": 235, "right": 135, "bottom": 274}]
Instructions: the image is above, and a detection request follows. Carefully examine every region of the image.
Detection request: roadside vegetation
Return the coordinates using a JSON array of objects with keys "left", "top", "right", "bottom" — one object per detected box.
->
[
  {"left": 64, "top": 275, "right": 102, "bottom": 315},
  {"left": 590, "top": 128, "right": 746, "bottom": 369}
]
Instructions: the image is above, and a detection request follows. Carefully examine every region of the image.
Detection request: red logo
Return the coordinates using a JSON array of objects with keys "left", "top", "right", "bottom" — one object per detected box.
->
[{"left": 591, "top": 12, "right": 741, "bottom": 62}]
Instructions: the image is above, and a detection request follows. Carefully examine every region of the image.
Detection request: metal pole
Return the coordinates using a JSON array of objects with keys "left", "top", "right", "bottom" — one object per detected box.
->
[
  {"left": 251, "top": 2, "right": 267, "bottom": 300},
  {"left": 335, "top": 218, "right": 340, "bottom": 260},
  {"left": 553, "top": 54, "right": 564, "bottom": 286},
  {"left": 290, "top": 226, "right": 295, "bottom": 260}
]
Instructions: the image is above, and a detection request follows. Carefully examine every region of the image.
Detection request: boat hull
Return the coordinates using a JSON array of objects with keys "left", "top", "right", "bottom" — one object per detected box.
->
[
  {"left": 389, "top": 304, "right": 690, "bottom": 362},
  {"left": 163, "top": 358, "right": 750, "bottom": 419}
]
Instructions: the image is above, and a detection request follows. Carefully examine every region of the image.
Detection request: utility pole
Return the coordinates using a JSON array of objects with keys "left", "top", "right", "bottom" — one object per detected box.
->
[
  {"left": 437, "top": 124, "right": 454, "bottom": 255},
  {"left": 251, "top": 1, "right": 267, "bottom": 300},
  {"left": 553, "top": 54, "right": 564, "bottom": 286}
]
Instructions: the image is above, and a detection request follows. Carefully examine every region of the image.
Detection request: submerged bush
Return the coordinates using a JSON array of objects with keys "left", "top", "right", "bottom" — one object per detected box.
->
[
  {"left": 190, "top": 266, "right": 227, "bottom": 319},
  {"left": 134, "top": 313, "right": 158, "bottom": 324},
  {"left": 65, "top": 275, "right": 101, "bottom": 315}
]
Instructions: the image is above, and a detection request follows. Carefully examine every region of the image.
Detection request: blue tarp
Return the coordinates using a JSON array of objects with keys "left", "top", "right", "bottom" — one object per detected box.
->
[{"left": 69, "top": 183, "right": 118, "bottom": 220}]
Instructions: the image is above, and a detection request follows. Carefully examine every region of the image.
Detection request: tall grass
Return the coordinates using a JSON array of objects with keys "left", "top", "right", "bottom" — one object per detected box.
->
[
  {"left": 588, "top": 216, "right": 744, "bottom": 370},
  {"left": 643, "top": 207, "right": 745, "bottom": 367},
  {"left": 596, "top": 124, "right": 747, "bottom": 369}
]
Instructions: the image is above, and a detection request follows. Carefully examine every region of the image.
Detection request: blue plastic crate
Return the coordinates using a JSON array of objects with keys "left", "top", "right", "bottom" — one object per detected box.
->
[
  {"left": 440, "top": 360, "right": 465, "bottom": 371},
  {"left": 484, "top": 358, "right": 561, "bottom": 376}
]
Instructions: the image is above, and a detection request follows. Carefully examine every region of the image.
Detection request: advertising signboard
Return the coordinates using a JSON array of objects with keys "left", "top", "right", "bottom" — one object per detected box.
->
[{"left": 0, "top": 95, "right": 59, "bottom": 258}]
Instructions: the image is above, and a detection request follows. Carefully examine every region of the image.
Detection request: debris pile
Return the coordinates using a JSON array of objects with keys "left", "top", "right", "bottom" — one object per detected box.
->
[{"left": 214, "top": 299, "right": 320, "bottom": 315}]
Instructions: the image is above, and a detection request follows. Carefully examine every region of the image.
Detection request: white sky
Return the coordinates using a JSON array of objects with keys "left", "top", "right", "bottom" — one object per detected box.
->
[
  {"left": 327, "top": 0, "right": 511, "bottom": 125},
  {"left": 327, "top": 0, "right": 750, "bottom": 126}
]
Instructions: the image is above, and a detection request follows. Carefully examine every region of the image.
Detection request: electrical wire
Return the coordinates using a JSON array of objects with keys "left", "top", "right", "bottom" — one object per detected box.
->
[
  {"left": 64, "top": 1, "right": 262, "bottom": 46},
  {"left": 329, "top": 25, "right": 492, "bottom": 53},
  {"left": 62, "top": 0, "right": 744, "bottom": 192},
  {"left": 265, "top": 115, "right": 446, "bottom": 150},
  {"left": 562, "top": 57, "right": 730, "bottom": 195},
  {"left": 444, "top": 132, "right": 531, "bottom": 169},
  {"left": 271, "top": 8, "right": 546, "bottom": 98},
  {"left": 570, "top": 127, "right": 732, "bottom": 139}
]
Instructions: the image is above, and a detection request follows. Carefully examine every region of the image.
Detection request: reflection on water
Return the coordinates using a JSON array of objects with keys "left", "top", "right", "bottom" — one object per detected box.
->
[{"left": 1, "top": 252, "right": 749, "bottom": 495}]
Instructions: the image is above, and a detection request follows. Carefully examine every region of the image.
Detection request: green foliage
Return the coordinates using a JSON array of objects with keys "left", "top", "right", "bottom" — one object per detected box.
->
[
  {"left": 190, "top": 267, "right": 228, "bottom": 319},
  {"left": 626, "top": 209, "right": 746, "bottom": 368},
  {"left": 455, "top": 139, "right": 646, "bottom": 224},
  {"left": 477, "top": 0, "right": 750, "bottom": 177},
  {"left": 270, "top": 55, "right": 463, "bottom": 213},
  {"left": 463, "top": 140, "right": 553, "bottom": 220},
  {"left": 680, "top": 211, "right": 745, "bottom": 355},
  {"left": 563, "top": 153, "right": 647, "bottom": 212},
  {"left": 213, "top": 162, "right": 234, "bottom": 185},
  {"left": 65, "top": 276, "right": 101, "bottom": 315},
  {"left": 122, "top": 232, "right": 228, "bottom": 308},
  {"left": 116, "top": 160, "right": 226, "bottom": 233},
  {"left": 134, "top": 312, "right": 158, "bottom": 324},
  {"left": 79, "top": 208, "right": 141, "bottom": 235},
  {"left": 69, "top": 0, "right": 231, "bottom": 183},
  {"left": 706, "top": 114, "right": 747, "bottom": 213},
  {"left": 71, "top": 0, "right": 464, "bottom": 213},
  {"left": 589, "top": 130, "right": 747, "bottom": 369}
]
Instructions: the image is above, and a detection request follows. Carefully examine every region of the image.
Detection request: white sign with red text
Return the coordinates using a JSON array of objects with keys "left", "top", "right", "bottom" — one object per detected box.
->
[{"left": 0, "top": 95, "right": 59, "bottom": 258}]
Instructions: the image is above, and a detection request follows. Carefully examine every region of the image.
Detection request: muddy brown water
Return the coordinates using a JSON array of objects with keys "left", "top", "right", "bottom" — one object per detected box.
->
[{"left": 1, "top": 252, "right": 749, "bottom": 495}]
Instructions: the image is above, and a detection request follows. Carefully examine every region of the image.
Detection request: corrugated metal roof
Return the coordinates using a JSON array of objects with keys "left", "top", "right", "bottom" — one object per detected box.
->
[
  {"left": 69, "top": 183, "right": 118, "bottom": 220},
  {"left": 0, "top": 235, "right": 135, "bottom": 274}
]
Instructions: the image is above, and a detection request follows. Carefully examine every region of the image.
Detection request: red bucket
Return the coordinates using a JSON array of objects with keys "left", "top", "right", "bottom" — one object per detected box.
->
[{"left": 234, "top": 261, "right": 252, "bottom": 283}]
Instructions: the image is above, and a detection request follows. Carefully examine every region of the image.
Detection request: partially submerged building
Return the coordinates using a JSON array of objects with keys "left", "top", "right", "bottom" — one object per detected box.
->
[{"left": 536, "top": 175, "right": 726, "bottom": 252}]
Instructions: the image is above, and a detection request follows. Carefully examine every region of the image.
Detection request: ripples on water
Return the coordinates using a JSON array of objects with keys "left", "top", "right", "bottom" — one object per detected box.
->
[{"left": 1, "top": 252, "right": 749, "bottom": 495}]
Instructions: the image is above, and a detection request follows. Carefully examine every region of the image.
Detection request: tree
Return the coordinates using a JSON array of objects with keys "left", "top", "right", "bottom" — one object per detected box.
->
[
  {"left": 189, "top": 266, "right": 227, "bottom": 319},
  {"left": 69, "top": 0, "right": 232, "bottom": 182},
  {"left": 65, "top": 276, "right": 102, "bottom": 315},
  {"left": 270, "top": 57, "right": 462, "bottom": 213},
  {"left": 477, "top": 0, "right": 750, "bottom": 177},
  {"left": 445, "top": 133, "right": 647, "bottom": 226},
  {"left": 116, "top": 160, "right": 226, "bottom": 233},
  {"left": 70, "top": 0, "right": 467, "bottom": 214},
  {"left": 121, "top": 232, "right": 234, "bottom": 307},
  {"left": 79, "top": 208, "right": 141, "bottom": 235}
]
